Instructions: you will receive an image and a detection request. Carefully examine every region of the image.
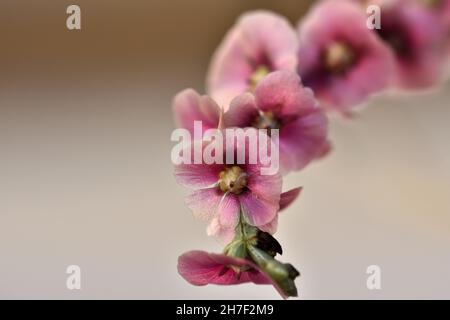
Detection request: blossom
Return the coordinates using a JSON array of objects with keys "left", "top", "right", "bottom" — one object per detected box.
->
[
  {"left": 174, "top": 129, "right": 282, "bottom": 241},
  {"left": 207, "top": 10, "right": 299, "bottom": 108},
  {"left": 223, "top": 70, "right": 330, "bottom": 173},
  {"left": 297, "top": 0, "right": 394, "bottom": 112},
  {"left": 178, "top": 250, "right": 299, "bottom": 298},
  {"left": 371, "top": 0, "right": 449, "bottom": 89}
]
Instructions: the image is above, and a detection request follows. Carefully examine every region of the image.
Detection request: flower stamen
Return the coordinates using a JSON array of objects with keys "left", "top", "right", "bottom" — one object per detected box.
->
[
  {"left": 249, "top": 65, "right": 270, "bottom": 91},
  {"left": 252, "top": 111, "right": 281, "bottom": 131},
  {"left": 218, "top": 166, "right": 248, "bottom": 194},
  {"left": 323, "top": 42, "right": 356, "bottom": 74}
]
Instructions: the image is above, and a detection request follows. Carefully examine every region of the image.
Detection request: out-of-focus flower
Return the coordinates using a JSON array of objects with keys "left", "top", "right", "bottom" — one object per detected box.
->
[
  {"left": 371, "top": 0, "right": 449, "bottom": 89},
  {"left": 207, "top": 10, "right": 299, "bottom": 109},
  {"left": 223, "top": 70, "right": 330, "bottom": 173},
  {"left": 297, "top": 0, "right": 394, "bottom": 112},
  {"left": 174, "top": 130, "right": 282, "bottom": 241},
  {"left": 413, "top": 0, "right": 450, "bottom": 74},
  {"left": 173, "top": 89, "right": 221, "bottom": 134}
]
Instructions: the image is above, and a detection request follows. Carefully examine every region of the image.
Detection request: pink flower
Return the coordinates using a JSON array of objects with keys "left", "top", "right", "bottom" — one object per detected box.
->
[
  {"left": 372, "top": 0, "right": 449, "bottom": 89},
  {"left": 172, "top": 89, "right": 221, "bottom": 134},
  {"left": 177, "top": 250, "right": 290, "bottom": 298},
  {"left": 297, "top": 0, "right": 395, "bottom": 112},
  {"left": 177, "top": 197, "right": 302, "bottom": 298},
  {"left": 174, "top": 130, "right": 282, "bottom": 241},
  {"left": 207, "top": 10, "right": 299, "bottom": 109},
  {"left": 223, "top": 70, "right": 330, "bottom": 173}
]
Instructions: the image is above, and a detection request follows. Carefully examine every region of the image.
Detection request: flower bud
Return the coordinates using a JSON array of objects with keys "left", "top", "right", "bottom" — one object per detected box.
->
[{"left": 247, "top": 245, "right": 300, "bottom": 297}]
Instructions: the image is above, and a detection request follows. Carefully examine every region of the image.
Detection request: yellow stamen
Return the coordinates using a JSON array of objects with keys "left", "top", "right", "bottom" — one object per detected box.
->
[
  {"left": 324, "top": 42, "right": 355, "bottom": 75},
  {"left": 218, "top": 166, "right": 247, "bottom": 195},
  {"left": 249, "top": 65, "right": 270, "bottom": 91}
]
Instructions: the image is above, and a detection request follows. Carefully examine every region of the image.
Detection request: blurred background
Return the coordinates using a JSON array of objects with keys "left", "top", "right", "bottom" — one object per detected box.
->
[{"left": 1, "top": 0, "right": 449, "bottom": 299}]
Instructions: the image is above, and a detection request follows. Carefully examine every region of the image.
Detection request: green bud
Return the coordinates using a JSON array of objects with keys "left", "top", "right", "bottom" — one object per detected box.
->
[{"left": 247, "top": 245, "right": 300, "bottom": 297}]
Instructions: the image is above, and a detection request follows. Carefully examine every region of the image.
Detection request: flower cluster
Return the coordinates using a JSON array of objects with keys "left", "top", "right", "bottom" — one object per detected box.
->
[{"left": 171, "top": 0, "right": 450, "bottom": 298}]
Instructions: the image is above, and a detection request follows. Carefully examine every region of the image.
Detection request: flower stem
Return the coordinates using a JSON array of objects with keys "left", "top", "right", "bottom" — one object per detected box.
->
[{"left": 224, "top": 210, "right": 300, "bottom": 298}]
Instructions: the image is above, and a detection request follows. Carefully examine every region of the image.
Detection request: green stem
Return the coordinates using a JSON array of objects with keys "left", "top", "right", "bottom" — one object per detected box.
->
[{"left": 225, "top": 211, "right": 299, "bottom": 298}]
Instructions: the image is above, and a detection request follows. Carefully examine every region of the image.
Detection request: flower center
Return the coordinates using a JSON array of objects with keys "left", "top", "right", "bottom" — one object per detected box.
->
[
  {"left": 323, "top": 42, "right": 356, "bottom": 74},
  {"left": 252, "top": 111, "right": 281, "bottom": 132},
  {"left": 249, "top": 65, "right": 270, "bottom": 91},
  {"left": 218, "top": 166, "right": 248, "bottom": 194}
]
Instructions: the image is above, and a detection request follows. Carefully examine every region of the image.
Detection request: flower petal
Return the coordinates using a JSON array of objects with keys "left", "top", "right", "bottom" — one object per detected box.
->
[
  {"left": 223, "top": 93, "right": 259, "bottom": 128},
  {"left": 206, "top": 217, "right": 236, "bottom": 243},
  {"left": 245, "top": 169, "right": 282, "bottom": 207},
  {"left": 177, "top": 251, "right": 270, "bottom": 286},
  {"left": 255, "top": 70, "right": 317, "bottom": 117},
  {"left": 279, "top": 187, "right": 302, "bottom": 211},
  {"left": 259, "top": 215, "right": 279, "bottom": 234},
  {"left": 240, "top": 191, "right": 279, "bottom": 227},
  {"left": 173, "top": 89, "right": 221, "bottom": 134},
  {"left": 173, "top": 139, "right": 224, "bottom": 189},
  {"left": 177, "top": 251, "right": 242, "bottom": 285},
  {"left": 278, "top": 109, "right": 329, "bottom": 172},
  {"left": 174, "top": 161, "right": 222, "bottom": 189},
  {"left": 185, "top": 188, "right": 223, "bottom": 221},
  {"left": 217, "top": 193, "right": 240, "bottom": 228},
  {"left": 237, "top": 11, "right": 299, "bottom": 70},
  {"left": 204, "top": 193, "right": 240, "bottom": 242},
  {"left": 259, "top": 187, "right": 302, "bottom": 234}
]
